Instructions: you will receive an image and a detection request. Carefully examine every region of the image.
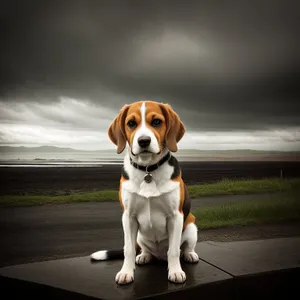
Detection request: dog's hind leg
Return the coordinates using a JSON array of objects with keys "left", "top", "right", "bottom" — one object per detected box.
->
[
  {"left": 180, "top": 222, "right": 199, "bottom": 263},
  {"left": 135, "top": 233, "right": 153, "bottom": 265}
]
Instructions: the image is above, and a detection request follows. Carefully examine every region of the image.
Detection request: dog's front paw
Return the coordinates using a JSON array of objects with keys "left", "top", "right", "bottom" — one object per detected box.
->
[
  {"left": 168, "top": 269, "right": 186, "bottom": 283},
  {"left": 115, "top": 270, "right": 134, "bottom": 285},
  {"left": 136, "top": 253, "right": 152, "bottom": 265},
  {"left": 182, "top": 251, "right": 199, "bottom": 263}
]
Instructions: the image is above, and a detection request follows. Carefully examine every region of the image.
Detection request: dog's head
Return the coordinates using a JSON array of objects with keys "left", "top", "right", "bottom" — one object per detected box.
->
[{"left": 108, "top": 101, "right": 185, "bottom": 160}]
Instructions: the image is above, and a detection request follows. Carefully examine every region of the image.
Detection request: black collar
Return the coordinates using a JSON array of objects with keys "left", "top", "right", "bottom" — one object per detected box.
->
[{"left": 130, "top": 152, "right": 171, "bottom": 172}]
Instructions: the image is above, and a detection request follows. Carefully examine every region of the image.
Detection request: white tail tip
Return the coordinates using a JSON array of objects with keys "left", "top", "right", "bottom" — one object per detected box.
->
[{"left": 90, "top": 250, "right": 108, "bottom": 261}]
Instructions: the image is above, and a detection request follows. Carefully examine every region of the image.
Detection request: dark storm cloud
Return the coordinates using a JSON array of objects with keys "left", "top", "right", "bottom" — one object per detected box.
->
[{"left": 0, "top": 0, "right": 299, "bottom": 131}]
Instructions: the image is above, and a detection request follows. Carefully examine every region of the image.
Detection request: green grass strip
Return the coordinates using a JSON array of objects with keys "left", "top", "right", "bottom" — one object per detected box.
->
[
  {"left": 187, "top": 177, "right": 300, "bottom": 197},
  {"left": 1, "top": 177, "right": 299, "bottom": 207},
  {"left": 194, "top": 191, "right": 300, "bottom": 229}
]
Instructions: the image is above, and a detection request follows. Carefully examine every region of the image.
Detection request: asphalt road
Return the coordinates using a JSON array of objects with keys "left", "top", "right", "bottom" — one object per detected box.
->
[{"left": 2, "top": 193, "right": 300, "bottom": 268}]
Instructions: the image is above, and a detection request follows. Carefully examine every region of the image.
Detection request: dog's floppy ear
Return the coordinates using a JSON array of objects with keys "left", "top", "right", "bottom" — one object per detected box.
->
[
  {"left": 159, "top": 103, "right": 185, "bottom": 152},
  {"left": 108, "top": 104, "right": 130, "bottom": 154}
]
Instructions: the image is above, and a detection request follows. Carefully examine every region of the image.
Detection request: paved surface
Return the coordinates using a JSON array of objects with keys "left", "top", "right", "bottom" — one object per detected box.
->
[
  {"left": 1, "top": 237, "right": 299, "bottom": 299},
  {"left": 1, "top": 193, "right": 300, "bottom": 268}
]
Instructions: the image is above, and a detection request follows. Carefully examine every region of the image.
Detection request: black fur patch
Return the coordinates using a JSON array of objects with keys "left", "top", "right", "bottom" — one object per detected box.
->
[
  {"left": 168, "top": 155, "right": 181, "bottom": 179},
  {"left": 121, "top": 167, "right": 129, "bottom": 179},
  {"left": 182, "top": 184, "right": 191, "bottom": 221}
]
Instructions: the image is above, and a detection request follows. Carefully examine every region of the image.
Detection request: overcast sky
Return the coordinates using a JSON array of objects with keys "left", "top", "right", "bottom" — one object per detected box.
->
[{"left": 0, "top": 0, "right": 299, "bottom": 151}]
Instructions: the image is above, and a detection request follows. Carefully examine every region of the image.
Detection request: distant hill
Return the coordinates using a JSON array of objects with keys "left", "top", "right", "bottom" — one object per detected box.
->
[
  {"left": 0, "top": 145, "right": 113, "bottom": 153},
  {"left": 177, "top": 149, "right": 300, "bottom": 155}
]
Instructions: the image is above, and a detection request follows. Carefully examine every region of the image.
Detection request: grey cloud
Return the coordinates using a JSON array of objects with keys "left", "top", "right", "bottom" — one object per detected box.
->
[
  {"left": 0, "top": 0, "right": 299, "bottom": 132},
  {"left": 0, "top": 99, "right": 117, "bottom": 131}
]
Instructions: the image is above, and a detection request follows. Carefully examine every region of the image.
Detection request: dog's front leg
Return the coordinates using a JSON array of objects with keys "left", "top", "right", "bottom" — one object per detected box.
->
[
  {"left": 167, "top": 212, "right": 186, "bottom": 283},
  {"left": 115, "top": 211, "right": 138, "bottom": 285}
]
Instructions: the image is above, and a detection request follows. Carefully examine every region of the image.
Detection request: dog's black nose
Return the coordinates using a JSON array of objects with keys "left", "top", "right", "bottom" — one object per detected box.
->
[{"left": 138, "top": 136, "right": 151, "bottom": 148}]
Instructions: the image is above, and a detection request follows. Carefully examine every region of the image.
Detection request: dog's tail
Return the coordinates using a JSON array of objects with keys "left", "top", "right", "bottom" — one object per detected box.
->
[{"left": 90, "top": 249, "right": 124, "bottom": 261}]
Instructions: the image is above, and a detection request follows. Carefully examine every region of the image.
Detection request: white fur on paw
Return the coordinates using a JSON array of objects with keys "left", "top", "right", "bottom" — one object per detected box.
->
[
  {"left": 136, "top": 253, "right": 152, "bottom": 265},
  {"left": 183, "top": 251, "right": 199, "bottom": 263},
  {"left": 168, "top": 270, "right": 186, "bottom": 283},
  {"left": 115, "top": 270, "right": 134, "bottom": 285}
]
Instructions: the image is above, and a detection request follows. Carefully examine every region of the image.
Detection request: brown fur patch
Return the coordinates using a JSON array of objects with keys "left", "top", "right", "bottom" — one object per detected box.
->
[
  {"left": 158, "top": 103, "right": 185, "bottom": 152},
  {"left": 125, "top": 101, "right": 143, "bottom": 147},
  {"left": 183, "top": 213, "right": 196, "bottom": 230},
  {"left": 172, "top": 174, "right": 196, "bottom": 230},
  {"left": 108, "top": 104, "right": 130, "bottom": 154},
  {"left": 119, "top": 176, "right": 127, "bottom": 212},
  {"left": 171, "top": 172, "right": 184, "bottom": 213}
]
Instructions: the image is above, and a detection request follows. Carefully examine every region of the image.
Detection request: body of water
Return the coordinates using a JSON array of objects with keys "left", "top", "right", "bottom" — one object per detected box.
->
[
  {"left": 0, "top": 151, "right": 124, "bottom": 167},
  {"left": 1, "top": 150, "right": 299, "bottom": 167}
]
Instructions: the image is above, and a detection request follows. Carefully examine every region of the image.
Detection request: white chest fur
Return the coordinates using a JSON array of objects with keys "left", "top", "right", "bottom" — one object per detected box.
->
[
  {"left": 121, "top": 153, "right": 181, "bottom": 242},
  {"left": 122, "top": 183, "right": 180, "bottom": 242}
]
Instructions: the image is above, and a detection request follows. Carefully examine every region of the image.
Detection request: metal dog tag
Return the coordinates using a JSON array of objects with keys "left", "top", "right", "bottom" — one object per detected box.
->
[{"left": 144, "top": 173, "right": 153, "bottom": 183}]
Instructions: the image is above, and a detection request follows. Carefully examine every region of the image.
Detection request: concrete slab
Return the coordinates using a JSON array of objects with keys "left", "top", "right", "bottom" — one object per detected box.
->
[
  {"left": 0, "top": 255, "right": 232, "bottom": 300},
  {"left": 196, "top": 236, "right": 300, "bottom": 275},
  {"left": 1, "top": 237, "right": 299, "bottom": 299},
  {"left": 196, "top": 237, "right": 300, "bottom": 299}
]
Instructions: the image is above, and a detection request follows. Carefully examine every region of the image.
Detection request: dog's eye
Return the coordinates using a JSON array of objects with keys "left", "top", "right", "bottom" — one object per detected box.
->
[
  {"left": 151, "top": 119, "right": 162, "bottom": 127},
  {"left": 127, "top": 120, "right": 137, "bottom": 128}
]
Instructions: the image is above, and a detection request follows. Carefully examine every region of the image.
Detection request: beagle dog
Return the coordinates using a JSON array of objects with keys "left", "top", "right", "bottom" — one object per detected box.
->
[{"left": 91, "top": 100, "right": 199, "bottom": 284}]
